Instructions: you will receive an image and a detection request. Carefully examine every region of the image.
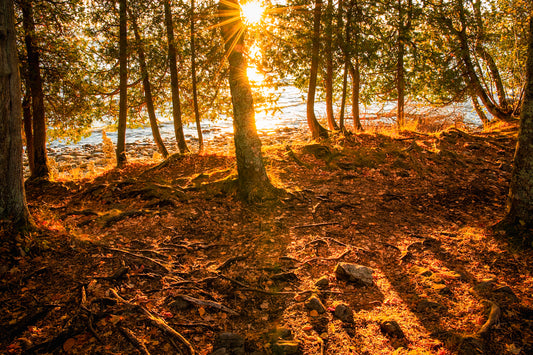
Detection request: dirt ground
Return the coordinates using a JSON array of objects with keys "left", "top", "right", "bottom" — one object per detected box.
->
[{"left": 1, "top": 127, "right": 532, "bottom": 354}]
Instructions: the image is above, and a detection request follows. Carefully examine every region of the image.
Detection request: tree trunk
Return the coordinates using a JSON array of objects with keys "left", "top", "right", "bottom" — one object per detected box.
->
[
  {"left": 350, "top": 0, "right": 362, "bottom": 131},
  {"left": 22, "top": 79, "right": 34, "bottom": 174},
  {"left": 472, "top": 95, "right": 489, "bottom": 127},
  {"left": 472, "top": 0, "right": 508, "bottom": 109},
  {"left": 497, "top": 15, "right": 533, "bottom": 240},
  {"left": 164, "top": 0, "right": 189, "bottom": 154},
  {"left": 116, "top": 0, "right": 128, "bottom": 168},
  {"left": 396, "top": 0, "right": 411, "bottom": 130},
  {"left": 131, "top": 13, "right": 169, "bottom": 158},
  {"left": 218, "top": 0, "right": 277, "bottom": 201},
  {"left": 324, "top": 0, "right": 337, "bottom": 130},
  {"left": 307, "top": 0, "right": 328, "bottom": 140},
  {"left": 191, "top": 0, "right": 203, "bottom": 152},
  {"left": 21, "top": 0, "right": 48, "bottom": 179},
  {"left": 336, "top": 0, "right": 347, "bottom": 131},
  {"left": 0, "top": 0, "right": 34, "bottom": 230},
  {"left": 454, "top": 0, "right": 515, "bottom": 123}
]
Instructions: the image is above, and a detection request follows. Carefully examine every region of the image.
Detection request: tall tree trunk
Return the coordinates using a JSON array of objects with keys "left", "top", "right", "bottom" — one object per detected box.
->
[
  {"left": 0, "top": 0, "right": 34, "bottom": 230},
  {"left": 22, "top": 79, "right": 34, "bottom": 174},
  {"left": 336, "top": 0, "right": 347, "bottom": 131},
  {"left": 131, "top": 13, "right": 169, "bottom": 158},
  {"left": 453, "top": 0, "right": 515, "bottom": 122},
  {"left": 116, "top": 0, "right": 128, "bottom": 168},
  {"left": 324, "top": 0, "right": 337, "bottom": 130},
  {"left": 349, "top": 61, "right": 362, "bottom": 130},
  {"left": 496, "top": 15, "right": 533, "bottom": 242},
  {"left": 218, "top": 0, "right": 277, "bottom": 201},
  {"left": 472, "top": 0, "right": 508, "bottom": 109},
  {"left": 21, "top": 0, "right": 48, "bottom": 179},
  {"left": 164, "top": 0, "right": 189, "bottom": 154},
  {"left": 191, "top": 0, "right": 203, "bottom": 152},
  {"left": 472, "top": 95, "right": 489, "bottom": 127},
  {"left": 307, "top": 0, "right": 328, "bottom": 139},
  {"left": 396, "top": 0, "right": 411, "bottom": 130}
]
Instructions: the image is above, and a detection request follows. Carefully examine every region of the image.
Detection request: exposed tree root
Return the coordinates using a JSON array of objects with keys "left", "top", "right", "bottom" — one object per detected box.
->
[
  {"left": 117, "top": 323, "right": 151, "bottom": 355},
  {"left": 110, "top": 288, "right": 195, "bottom": 355}
]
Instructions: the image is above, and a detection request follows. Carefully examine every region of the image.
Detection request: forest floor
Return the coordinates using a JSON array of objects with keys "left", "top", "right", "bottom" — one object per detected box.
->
[{"left": 1, "top": 125, "right": 533, "bottom": 355}]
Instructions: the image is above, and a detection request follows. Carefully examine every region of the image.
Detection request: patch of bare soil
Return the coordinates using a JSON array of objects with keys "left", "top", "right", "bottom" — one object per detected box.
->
[{"left": 2, "top": 127, "right": 533, "bottom": 355}]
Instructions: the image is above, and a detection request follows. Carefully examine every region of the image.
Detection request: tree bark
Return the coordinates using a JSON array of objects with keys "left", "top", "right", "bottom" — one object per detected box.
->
[
  {"left": 350, "top": 0, "right": 362, "bottom": 131},
  {"left": 396, "top": 0, "right": 411, "bottom": 130},
  {"left": 498, "top": 15, "right": 533, "bottom": 240},
  {"left": 336, "top": 0, "right": 347, "bottom": 131},
  {"left": 324, "top": 0, "right": 337, "bottom": 130},
  {"left": 0, "top": 0, "right": 34, "bottom": 230},
  {"left": 21, "top": 0, "right": 48, "bottom": 179},
  {"left": 22, "top": 79, "right": 34, "bottom": 174},
  {"left": 131, "top": 13, "right": 169, "bottom": 158},
  {"left": 191, "top": 0, "right": 203, "bottom": 152},
  {"left": 307, "top": 0, "right": 328, "bottom": 140},
  {"left": 116, "top": 0, "right": 128, "bottom": 168},
  {"left": 164, "top": 0, "right": 189, "bottom": 154},
  {"left": 218, "top": 0, "right": 277, "bottom": 201}
]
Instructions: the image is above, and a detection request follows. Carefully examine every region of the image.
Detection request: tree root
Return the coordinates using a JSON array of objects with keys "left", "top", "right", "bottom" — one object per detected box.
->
[
  {"left": 173, "top": 294, "right": 239, "bottom": 316},
  {"left": 117, "top": 323, "right": 151, "bottom": 355},
  {"left": 110, "top": 288, "right": 195, "bottom": 355},
  {"left": 104, "top": 246, "right": 171, "bottom": 273},
  {"left": 476, "top": 301, "right": 501, "bottom": 337}
]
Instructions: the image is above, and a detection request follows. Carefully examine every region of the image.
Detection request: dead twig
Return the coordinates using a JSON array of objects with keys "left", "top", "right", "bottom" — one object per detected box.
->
[{"left": 173, "top": 295, "right": 239, "bottom": 316}]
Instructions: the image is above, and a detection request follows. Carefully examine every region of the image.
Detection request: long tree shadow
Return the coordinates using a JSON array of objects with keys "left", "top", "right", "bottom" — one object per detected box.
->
[{"left": 379, "top": 230, "right": 531, "bottom": 354}]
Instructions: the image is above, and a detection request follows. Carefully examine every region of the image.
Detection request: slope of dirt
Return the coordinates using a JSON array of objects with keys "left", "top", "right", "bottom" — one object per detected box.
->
[{"left": 2, "top": 128, "right": 533, "bottom": 355}]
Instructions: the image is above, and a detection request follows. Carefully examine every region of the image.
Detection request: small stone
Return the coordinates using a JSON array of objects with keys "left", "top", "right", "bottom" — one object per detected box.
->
[
  {"left": 272, "top": 340, "right": 301, "bottom": 355},
  {"left": 380, "top": 320, "right": 405, "bottom": 339},
  {"left": 315, "top": 276, "right": 329, "bottom": 289},
  {"left": 305, "top": 295, "right": 326, "bottom": 314},
  {"left": 474, "top": 279, "right": 495, "bottom": 293},
  {"left": 334, "top": 263, "right": 374, "bottom": 286},
  {"left": 416, "top": 299, "right": 448, "bottom": 313},
  {"left": 333, "top": 304, "right": 354, "bottom": 323}
]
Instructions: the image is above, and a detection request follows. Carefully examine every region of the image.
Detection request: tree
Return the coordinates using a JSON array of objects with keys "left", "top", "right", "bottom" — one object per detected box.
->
[
  {"left": 116, "top": 0, "right": 128, "bottom": 168},
  {"left": 131, "top": 11, "right": 169, "bottom": 158},
  {"left": 190, "top": 0, "right": 204, "bottom": 153},
  {"left": 307, "top": 0, "right": 328, "bottom": 139},
  {"left": 324, "top": 0, "right": 338, "bottom": 130},
  {"left": 496, "top": 14, "right": 533, "bottom": 243},
  {"left": 0, "top": 0, "right": 33, "bottom": 230},
  {"left": 164, "top": 0, "right": 189, "bottom": 154},
  {"left": 20, "top": 0, "right": 49, "bottom": 179},
  {"left": 218, "top": 0, "right": 277, "bottom": 201}
]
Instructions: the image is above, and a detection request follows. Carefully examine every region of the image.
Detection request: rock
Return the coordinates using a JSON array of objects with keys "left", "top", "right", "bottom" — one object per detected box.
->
[
  {"left": 212, "top": 333, "right": 245, "bottom": 355},
  {"left": 272, "top": 340, "right": 301, "bottom": 355},
  {"left": 267, "top": 327, "right": 292, "bottom": 342},
  {"left": 168, "top": 297, "right": 190, "bottom": 310},
  {"left": 416, "top": 299, "right": 448, "bottom": 313},
  {"left": 314, "top": 276, "right": 329, "bottom": 289},
  {"left": 335, "top": 263, "right": 374, "bottom": 286},
  {"left": 333, "top": 304, "right": 354, "bottom": 323},
  {"left": 305, "top": 295, "right": 326, "bottom": 314},
  {"left": 380, "top": 320, "right": 405, "bottom": 339}
]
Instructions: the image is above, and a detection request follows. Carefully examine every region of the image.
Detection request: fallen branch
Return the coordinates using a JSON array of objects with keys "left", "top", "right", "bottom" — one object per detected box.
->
[{"left": 217, "top": 273, "right": 295, "bottom": 295}]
